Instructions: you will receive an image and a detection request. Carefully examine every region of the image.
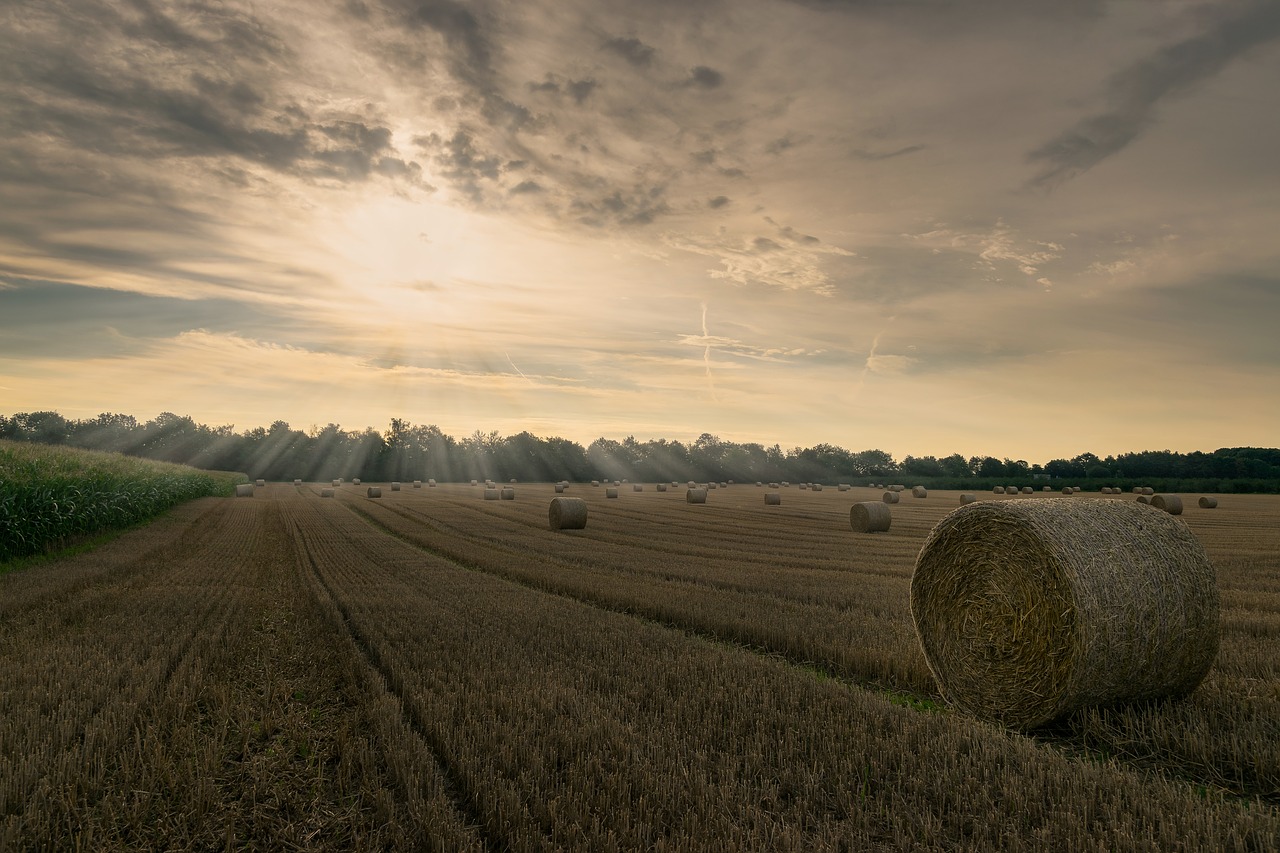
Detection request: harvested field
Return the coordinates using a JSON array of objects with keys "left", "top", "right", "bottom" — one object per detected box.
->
[{"left": 3, "top": 483, "right": 1279, "bottom": 849}]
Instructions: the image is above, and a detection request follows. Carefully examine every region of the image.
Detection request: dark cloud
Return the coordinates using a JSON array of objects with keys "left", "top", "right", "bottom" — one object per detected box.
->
[
  {"left": 854, "top": 144, "right": 925, "bottom": 161},
  {"left": 687, "top": 66, "right": 725, "bottom": 88},
  {"left": 510, "top": 180, "right": 544, "bottom": 194},
  {"left": 708, "top": 195, "right": 730, "bottom": 208},
  {"left": 566, "top": 79, "right": 599, "bottom": 104},
  {"left": 571, "top": 187, "right": 671, "bottom": 228},
  {"left": 0, "top": 279, "right": 297, "bottom": 359},
  {"left": 416, "top": 129, "right": 507, "bottom": 201},
  {"left": 753, "top": 237, "right": 782, "bottom": 252},
  {"left": 765, "top": 134, "right": 808, "bottom": 155},
  {"left": 601, "top": 36, "right": 656, "bottom": 68},
  {"left": 1027, "top": 1, "right": 1280, "bottom": 189}
]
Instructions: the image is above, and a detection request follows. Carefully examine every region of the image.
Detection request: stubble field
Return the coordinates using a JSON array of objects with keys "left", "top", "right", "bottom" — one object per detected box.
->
[{"left": 3, "top": 481, "right": 1278, "bottom": 850}]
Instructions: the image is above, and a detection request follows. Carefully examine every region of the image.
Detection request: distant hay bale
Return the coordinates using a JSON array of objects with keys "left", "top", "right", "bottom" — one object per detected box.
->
[
  {"left": 613, "top": 480, "right": 621, "bottom": 487},
  {"left": 471, "top": 479, "right": 478, "bottom": 486},
  {"left": 764, "top": 492, "right": 781, "bottom": 506},
  {"left": 727, "top": 480, "right": 734, "bottom": 485},
  {"left": 838, "top": 484, "right": 850, "bottom": 491},
  {"left": 757, "top": 481, "right": 764, "bottom": 487},
  {"left": 622, "top": 479, "right": 629, "bottom": 484},
  {"left": 1132, "top": 486, "right": 1142, "bottom": 494},
  {"left": 320, "top": 488, "right": 334, "bottom": 498},
  {"left": 548, "top": 497, "right": 588, "bottom": 530},
  {"left": 799, "top": 483, "right": 808, "bottom": 490},
  {"left": 769, "top": 483, "right": 780, "bottom": 489},
  {"left": 708, "top": 483, "right": 719, "bottom": 490},
  {"left": 633, "top": 484, "right": 643, "bottom": 492},
  {"left": 959, "top": 493, "right": 977, "bottom": 504},
  {"left": 912, "top": 499, "right": 1219, "bottom": 729},
  {"left": 337, "top": 478, "right": 344, "bottom": 485},
  {"left": 1135, "top": 495, "right": 1151, "bottom": 504},
  {"left": 555, "top": 484, "right": 566, "bottom": 493},
  {"left": 413, "top": 480, "right": 422, "bottom": 488},
  {"left": 353, "top": 478, "right": 362, "bottom": 486},
  {"left": 1198, "top": 496, "right": 1218, "bottom": 509},
  {"left": 993, "top": 486, "right": 1005, "bottom": 494},
  {"left": 1142, "top": 487, "right": 1155, "bottom": 496},
  {"left": 367, "top": 487, "right": 381, "bottom": 498},
  {"left": 1020, "top": 486, "right": 1033, "bottom": 495},
  {"left": 1043, "top": 485, "right": 1052, "bottom": 492},
  {"left": 255, "top": 479, "right": 265, "bottom": 487},
  {"left": 510, "top": 479, "right": 518, "bottom": 484},
  {"left": 332, "top": 479, "right": 341, "bottom": 487},
  {"left": 850, "top": 501, "right": 892, "bottom": 533},
  {"left": 888, "top": 484, "right": 905, "bottom": 492},
  {"left": 656, "top": 483, "right": 668, "bottom": 492},
  {"left": 428, "top": 479, "right": 437, "bottom": 487},
  {"left": 483, "top": 488, "right": 499, "bottom": 500},
  {"left": 606, "top": 487, "right": 619, "bottom": 498},
  {"left": 500, "top": 487, "right": 515, "bottom": 500},
  {"left": 294, "top": 479, "right": 302, "bottom": 486},
  {"left": 1062, "top": 487, "right": 1073, "bottom": 495},
  {"left": 1151, "top": 494, "right": 1183, "bottom": 515},
  {"left": 912, "top": 486, "right": 928, "bottom": 498},
  {"left": 812, "top": 484, "right": 823, "bottom": 492},
  {"left": 235, "top": 484, "right": 254, "bottom": 497},
  {"left": 592, "top": 480, "right": 600, "bottom": 487},
  {"left": 687, "top": 488, "right": 708, "bottom": 504},
  {"left": 391, "top": 482, "right": 401, "bottom": 491},
  {"left": 688, "top": 481, "right": 697, "bottom": 488},
  {"left": 1100, "top": 487, "right": 1113, "bottom": 495},
  {"left": 782, "top": 481, "right": 790, "bottom": 487},
  {"left": 882, "top": 491, "right": 900, "bottom": 504}
]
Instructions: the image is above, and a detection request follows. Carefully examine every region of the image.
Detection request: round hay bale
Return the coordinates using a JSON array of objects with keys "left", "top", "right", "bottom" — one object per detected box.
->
[
  {"left": 708, "top": 483, "right": 719, "bottom": 490},
  {"left": 687, "top": 488, "right": 708, "bottom": 504},
  {"left": 391, "top": 482, "right": 401, "bottom": 491},
  {"left": 812, "top": 484, "right": 823, "bottom": 492},
  {"left": 592, "top": 480, "right": 600, "bottom": 487},
  {"left": 606, "top": 487, "right": 619, "bottom": 498},
  {"left": 1198, "top": 496, "right": 1218, "bottom": 509},
  {"left": 483, "top": 488, "right": 499, "bottom": 501},
  {"left": 320, "top": 488, "right": 335, "bottom": 498},
  {"left": 548, "top": 497, "right": 588, "bottom": 530},
  {"left": 1136, "top": 495, "right": 1151, "bottom": 504},
  {"left": 657, "top": 483, "right": 668, "bottom": 492},
  {"left": 353, "top": 478, "right": 362, "bottom": 486},
  {"left": 911, "top": 498, "right": 1219, "bottom": 729},
  {"left": 413, "top": 480, "right": 422, "bottom": 488},
  {"left": 633, "top": 484, "right": 643, "bottom": 492},
  {"left": 850, "top": 501, "right": 892, "bottom": 533},
  {"left": 367, "top": 487, "right": 381, "bottom": 498},
  {"left": 688, "top": 481, "right": 697, "bottom": 488},
  {"left": 613, "top": 480, "right": 621, "bottom": 487},
  {"left": 332, "top": 479, "right": 341, "bottom": 487},
  {"left": 912, "top": 486, "right": 928, "bottom": 499},
  {"left": 554, "top": 483, "right": 566, "bottom": 493},
  {"left": 1020, "top": 486, "right": 1033, "bottom": 495},
  {"left": 1061, "top": 487, "right": 1073, "bottom": 495},
  {"left": 1142, "top": 487, "right": 1155, "bottom": 496},
  {"left": 510, "top": 479, "right": 518, "bottom": 484},
  {"left": 882, "top": 490, "right": 900, "bottom": 504},
  {"left": 1150, "top": 494, "right": 1183, "bottom": 515},
  {"left": 764, "top": 492, "right": 781, "bottom": 506},
  {"left": 993, "top": 486, "right": 1005, "bottom": 494},
  {"left": 769, "top": 483, "right": 780, "bottom": 489},
  {"left": 471, "top": 479, "right": 479, "bottom": 486},
  {"left": 959, "top": 493, "right": 977, "bottom": 504},
  {"left": 428, "top": 479, "right": 437, "bottom": 487},
  {"left": 838, "top": 484, "right": 850, "bottom": 492},
  {"left": 720, "top": 482, "right": 729, "bottom": 488},
  {"left": 1042, "top": 485, "right": 1052, "bottom": 492},
  {"left": 798, "top": 483, "right": 808, "bottom": 490},
  {"left": 500, "top": 487, "right": 515, "bottom": 500},
  {"left": 757, "top": 481, "right": 764, "bottom": 487},
  {"left": 294, "top": 478, "right": 302, "bottom": 486},
  {"left": 889, "top": 484, "right": 905, "bottom": 492},
  {"left": 621, "top": 479, "right": 629, "bottom": 484},
  {"left": 255, "top": 478, "right": 266, "bottom": 487},
  {"left": 235, "top": 483, "right": 254, "bottom": 498}
]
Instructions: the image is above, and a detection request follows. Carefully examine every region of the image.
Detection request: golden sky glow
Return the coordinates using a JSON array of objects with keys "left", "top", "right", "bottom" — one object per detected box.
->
[{"left": 2, "top": 1, "right": 1279, "bottom": 462}]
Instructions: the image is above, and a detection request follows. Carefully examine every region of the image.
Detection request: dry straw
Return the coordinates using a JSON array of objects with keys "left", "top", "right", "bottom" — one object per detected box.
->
[
  {"left": 235, "top": 484, "right": 254, "bottom": 498},
  {"left": 606, "top": 487, "right": 619, "bottom": 498},
  {"left": 959, "top": 493, "right": 977, "bottom": 504},
  {"left": 764, "top": 492, "right": 781, "bottom": 506},
  {"left": 500, "top": 487, "right": 515, "bottom": 500},
  {"left": 687, "top": 487, "right": 708, "bottom": 504},
  {"left": 911, "top": 498, "right": 1219, "bottom": 729},
  {"left": 850, "top": 501, "right": 892, "bottom": 533},
  {"left": 882, "top": 490, "right": 900, "bottom": 504},
  {"left": 367, "top": 487, "right": 382, "bottom": 498},
  {"left": 912, "top": 486, "right": 928, "bottom": 498},
  {"left": 320, "top": 488, "right": 334, "bottom": 498},
  {"left": 548, "top": 496, "right": 588, "bottom": 530},
  {"left": 1198, "top": 496, "right": 1218, "bottom": 509},
  {"left": 1151, "top": 494, "right": 1183, "bottom": 515}
]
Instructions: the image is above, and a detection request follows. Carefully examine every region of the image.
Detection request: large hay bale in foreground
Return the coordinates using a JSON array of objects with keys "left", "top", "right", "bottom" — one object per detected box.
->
[
  {"left": 850, "top": 501, "right": 892, "bottom": 533},
  {"left": 687, "top": 488, "right": 708, "bottom": 504},
  {"left": 764, "top": 492, "right": 781, "bottom": 506},
  {"left": 235, "top": 484, "right": 254, "bottom": 497},
  {"left": 549, "top": 497, "right": 587, "bottom": 530},
  {"left": 882, "top": 490, "right": 900, "bottom": 504},
  {"left": 1198, "top": 496, "right": 1218, "bottom": 509},
  {"left": 1151, "top": 494, "right": 1182, "bottom": 515},
  {"left": 911, "top": 498, "right": 1219, "bottom": 729}
]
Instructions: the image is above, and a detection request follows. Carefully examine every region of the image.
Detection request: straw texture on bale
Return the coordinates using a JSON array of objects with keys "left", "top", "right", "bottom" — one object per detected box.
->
[
  {"left": 850, "top": 501, "right": 892, "bottom": 533},
  {"left": 912, "top": 486, "right": 928, "bottom": 498},
  {"left": 606, "top": 487, "right": 619, "bottom": 498},
  {"left": 911, "top": 498, "right": 1219, "bottom": 729},
  {"left": 993, "top": 486, "right": 1005, "bottom": 494},
  {"left": 548, "top": 497, "right": 588, "bottom": 530},
  {"left": 255, "top": 479, "right": 265, "bottom": 487},
  {"left": 320, "top": 488, "right": 334, "bottom": 497},
  {"left": 656, "top": 483, "right": 668, "bottom": 492},
  {"left": 1198, "top": 496, "right": 1218, "bottom": 509},
  {"left": 367, "top": 487, "right": 381, "bottom": 498},
  {"left": 500, "top": 488, "right": 515, "bottom": 500},
  {"left": 235, "top": 483, "right": 254, "bottom": 497},
  {"left": 1151, "top": 494, "right": 1183, "bottom": 515},
  {"left": 483, "top": 488, "right": 499, "bottom": 500},
  {"left": 959, "top": 493, "right": 977, "bottom": 504},
  {"left": 882, "top": 491, "right": 900, "bottom": 504},
  {"left": 555, "top": 484, "right": 566, "bottom": 493},
  {"left": 764, "top": 492, "right": 781, "bottom": 506},
  {"left": 687, "top": 488, "right": 708, "bottom": 504}
]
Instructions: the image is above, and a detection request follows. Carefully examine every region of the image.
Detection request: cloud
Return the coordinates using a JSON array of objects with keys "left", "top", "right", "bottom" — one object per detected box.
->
[
  {"left": 666, "top": 222, "right": 856, "bottom": 295},
  {"left": 853, "top": 144, "right": 925, "bottom": 161},
  {"left": 686, "top": 66, "right": 725, "bottom": 88},
  {"left": 601, "top": 36, "right": 656, "bottom": 68},
  {"left": 1027, "top": 1, "right": 1280, "bottom": 188},
  {"left": 708, "top": 195, "right": 731, "bottom": 208}
]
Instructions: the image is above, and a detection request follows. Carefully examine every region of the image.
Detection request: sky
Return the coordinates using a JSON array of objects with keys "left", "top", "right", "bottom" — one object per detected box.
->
[{"left": 1, "top": 0, "right": 1278, "bottom": 463}]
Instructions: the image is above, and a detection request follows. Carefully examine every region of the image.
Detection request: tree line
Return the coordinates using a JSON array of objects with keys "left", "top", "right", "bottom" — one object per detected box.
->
[{"left": 3, "top": 410, "right": 1279, "bottom": 492}]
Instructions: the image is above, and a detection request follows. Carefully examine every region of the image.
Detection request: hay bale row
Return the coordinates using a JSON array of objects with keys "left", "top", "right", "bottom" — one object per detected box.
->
[
  {"left": 549, "top": 497, "right": 587, "bottom": 530},
  {"left": 687, "top": 488, "right": 708, "bottom": 504},
  {"left": 850, "top": 501, "right": 892, "bottom": 533},
  {"left": 1020, "top": 486, "right": 1033, "bottom": 495},
  {"left": 764, "top": 492, "right": 781, "bottom": 506},
  {"left": 882, "top": 491, "right": 900, "bottom": 504},
  {"left": 911, "top": 498, "right": 1219, "bottom": 729},
  {"left": 235, "top": 483, "right": 254, "bottom": 498}
]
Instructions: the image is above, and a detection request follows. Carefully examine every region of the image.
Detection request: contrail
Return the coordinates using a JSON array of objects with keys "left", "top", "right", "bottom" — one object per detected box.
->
[
  {"left": 505, "top": 351, "right": 534, "bottom": 384},
  {"left": 701, "top": 301, "right": 719, "bottom": 402},
  {"left": 850, "top": 328, "right": 885, "bottom": 402}
]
